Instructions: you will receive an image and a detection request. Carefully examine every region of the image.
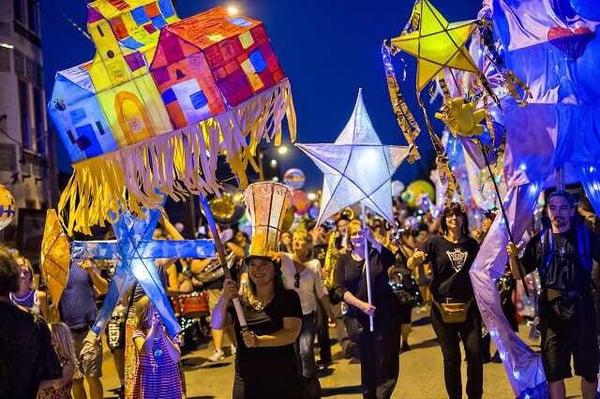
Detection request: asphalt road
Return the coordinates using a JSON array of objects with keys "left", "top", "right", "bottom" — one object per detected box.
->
[{"left": 97, "top": 311, "right": 583, "bottom": 399}]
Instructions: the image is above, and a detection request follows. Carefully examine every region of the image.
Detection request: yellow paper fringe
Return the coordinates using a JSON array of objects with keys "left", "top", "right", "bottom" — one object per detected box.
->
[
  {"left": 59, "top": 79, "right": 296, "bottom": 234},
  {"left": 382, "top": 43, "right": 421, "bottom": 163}
]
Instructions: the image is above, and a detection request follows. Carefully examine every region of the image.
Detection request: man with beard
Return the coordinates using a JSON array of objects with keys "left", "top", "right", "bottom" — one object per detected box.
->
[{"left": 509, "top": 191, "right": 600, "bottom": 399}]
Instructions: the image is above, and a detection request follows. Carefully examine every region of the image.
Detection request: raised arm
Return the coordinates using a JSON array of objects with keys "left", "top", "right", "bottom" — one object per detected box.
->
[
  {"left": 407, "top": 249, "right": 427, "bottom": 271},
  {"left": 81, "top": 259, "right": 108, "bottom": 296}
]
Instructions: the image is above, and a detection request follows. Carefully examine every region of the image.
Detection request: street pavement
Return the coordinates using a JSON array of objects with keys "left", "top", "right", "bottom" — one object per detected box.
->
[{"left": 99, "top": 311, "right": 582, "bottom": 398}]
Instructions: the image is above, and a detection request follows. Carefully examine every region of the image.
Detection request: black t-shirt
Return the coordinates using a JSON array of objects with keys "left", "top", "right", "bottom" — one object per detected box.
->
[
  {"left": 334, "top": 246, "right": 399, "bottom": 322},
  {"left": 522, "top": 228, "right": 599, "bottom": 293},
  {"left": 423, "top": 235, "right": 480, "bottom": 302},
  {"left": 0, "top": 302, "right": 62, "bottom": 399},
  {"left": 231, "top": 289, "right": 302, "bottom": 378}
]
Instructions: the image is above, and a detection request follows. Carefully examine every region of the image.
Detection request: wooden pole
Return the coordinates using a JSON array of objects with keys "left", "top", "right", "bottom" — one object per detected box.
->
[
  {"left": 360, "top": 202, "right": 374, "bottom": 332},
  {"left": 199, "top": 195, "right": 247, "bottom": 328}
]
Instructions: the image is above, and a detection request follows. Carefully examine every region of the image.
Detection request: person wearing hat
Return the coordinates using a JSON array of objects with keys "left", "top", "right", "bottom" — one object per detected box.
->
[
  {"left": 212, "top": 182, "right": 303, "bottom": 399},
  {"left": 509, "top": 190, "right": 600, "bottom": 399}
]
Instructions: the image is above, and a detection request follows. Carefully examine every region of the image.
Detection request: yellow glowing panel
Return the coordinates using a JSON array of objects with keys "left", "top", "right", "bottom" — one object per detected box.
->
[
  {"left": 390, "top": 0, "right": 478, "bottom": 90},
  {"left": 239, "top": 31, "right": 254, "bottom": 49}
]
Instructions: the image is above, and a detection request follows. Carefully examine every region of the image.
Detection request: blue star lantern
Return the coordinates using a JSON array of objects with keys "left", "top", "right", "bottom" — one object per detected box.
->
[{"left": 72, "top": 209, "right": 215, "bottom": 337}]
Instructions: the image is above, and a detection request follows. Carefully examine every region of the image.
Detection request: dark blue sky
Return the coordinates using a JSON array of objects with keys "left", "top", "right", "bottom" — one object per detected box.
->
[{"left": 41, "top": 0, "right": 480, "bottom": 192}]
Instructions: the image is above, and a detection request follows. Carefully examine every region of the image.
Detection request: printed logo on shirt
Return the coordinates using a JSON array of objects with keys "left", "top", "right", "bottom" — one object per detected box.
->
[{"left": 446, "top": 248, "right": 468, "bottom": 272}]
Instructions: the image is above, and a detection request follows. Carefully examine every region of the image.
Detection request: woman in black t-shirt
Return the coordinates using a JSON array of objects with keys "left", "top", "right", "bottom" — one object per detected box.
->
[
  {"left": 408, "top": 203, "right": 483, "bottom": 399},
  {"left": 334, "top": 220, "right": 401, "bottom": 399},
  {"left": 212, "top": 255, "right": 303, "bottom": 399}
]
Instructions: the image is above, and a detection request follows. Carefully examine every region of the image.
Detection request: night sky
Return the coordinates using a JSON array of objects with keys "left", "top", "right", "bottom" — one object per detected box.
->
[{"left": 40, "top": 0, "right": 481, "bottom": 192}]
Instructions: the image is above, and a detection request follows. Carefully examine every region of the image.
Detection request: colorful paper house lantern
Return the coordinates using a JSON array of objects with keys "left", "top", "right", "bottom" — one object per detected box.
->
[
  {"left": 150, "top": 7, "right": 286, "bottom": 128},
  {"left": 48, "top": 0, "right": 295, "bottom": 234}
]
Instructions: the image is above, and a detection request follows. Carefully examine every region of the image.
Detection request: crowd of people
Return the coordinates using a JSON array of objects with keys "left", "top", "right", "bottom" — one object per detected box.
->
[{"left": 1, "top": 188, "right": 600, "bottom": 399}]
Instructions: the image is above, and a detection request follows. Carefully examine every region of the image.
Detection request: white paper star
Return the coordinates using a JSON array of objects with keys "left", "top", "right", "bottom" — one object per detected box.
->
[{"left": 296, "top": 89, "right": 411, "bottom": 225}]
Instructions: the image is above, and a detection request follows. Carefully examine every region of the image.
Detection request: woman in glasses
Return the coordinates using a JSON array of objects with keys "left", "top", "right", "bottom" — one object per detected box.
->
[
  {"left": 334, "top": 220, "right": 401, "bottom": 399},
  {"left": 280, "top": 228, "right": 332, "bottom": 398},
  {"left": 408, "top": 202, "right": 482, "bottom": 399}
]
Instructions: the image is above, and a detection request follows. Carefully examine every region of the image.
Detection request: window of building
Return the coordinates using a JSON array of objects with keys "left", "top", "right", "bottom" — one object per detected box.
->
[
  {"left": 0, "top": 47, "right": 11, "bottom": 72},
  {"left": 32, "top": 87, "right": 45, "bottom": 154},
  {"left": 26, "top": 58, "right": 36, "bottom": 81},
  {"left": 25, "top": 58, "right": 42, "bottom": 87},
  {"left": 13, "top": 49, "right": 25, "bottom": 77},
  {"left": 13, "top": 0, "right": 24, "bottom": 24},
  {"left": 12, "top": 0, "right": 41, "bottom": 46},
  {"left": 18, "top": 79, "right": 32, "bottom": 149},
  {"left": 26, "top": 0, "right": 39, "bottom": 34}
]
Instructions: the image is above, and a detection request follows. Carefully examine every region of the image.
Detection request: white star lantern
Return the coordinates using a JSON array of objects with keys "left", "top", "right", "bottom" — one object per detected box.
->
[{"left": 297, "top": 89, "right": 411, "bottom": 225}]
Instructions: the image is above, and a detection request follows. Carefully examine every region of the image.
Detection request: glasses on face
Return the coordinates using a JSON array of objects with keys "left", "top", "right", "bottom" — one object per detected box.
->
[
  {"left": 549, "top": 205, "right": 571, "bottom": 213},
  {"left": 294, "top": 272, "right": 300, "bottom": 288}
]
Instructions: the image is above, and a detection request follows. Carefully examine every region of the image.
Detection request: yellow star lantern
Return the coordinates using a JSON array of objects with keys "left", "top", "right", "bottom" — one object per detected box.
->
[
  {"left": 390, "top": 0, "right": 478, "bottom": 91},
  {"left": 435, "top": 98, "right": 487, "bottom": 137}
]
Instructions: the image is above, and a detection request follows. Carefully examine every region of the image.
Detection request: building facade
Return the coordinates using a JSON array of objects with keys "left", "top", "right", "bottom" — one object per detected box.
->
[{"left": 0, "top": 0, "right": 51, "bottom": 213}]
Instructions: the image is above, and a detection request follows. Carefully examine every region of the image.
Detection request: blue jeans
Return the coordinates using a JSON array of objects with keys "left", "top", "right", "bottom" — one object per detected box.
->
[
  {"left": 296, "top": 312, "right": 318, "bottom": 378},
  {"left": 295, "top": 312, "right": 321, "bottom": 399}
]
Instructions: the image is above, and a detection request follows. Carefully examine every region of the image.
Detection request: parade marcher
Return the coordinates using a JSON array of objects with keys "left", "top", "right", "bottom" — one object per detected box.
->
[
  {"left": 204, "top": 228, "right": 243, "bottom": 363},
  {"left": 309, "top": 223, "right": 334, "bottom": 366},
  {"left": 10, "top": 255, "right": 49, "bottom": 319},
  {"left": 0, "top": 246, "right": 63, "bottom": 399},
  {"left": 59, "top": 258, "right": 108, "bottom": 399},
  {"left": 180, "top": 225, "right": 242, "bottom": 363},
  {"left": 509, "top": 191, "right": 600, "bottom": 399},
  {"left": 107, "top": 297, "right": 128, "bottom": 399},
  {"left": 408, "top": 203, "right": 483, "bottom": 399},
  {"left": 325, "top": 213, "right": 358, "bottom": 361},
  {"left": 132, "top": 296, "right": 182, "bottom": 399},
  {"left": 389, "top": 247, "right": 422, "bottom": 352},
  {"left": 334, "top": 220, "right": 401, "bottom": 399},
  {"left": 212, "top": 182, "right": 303, "bottom": 399},
  {"left": 123, "top": 260, "right": 179, "bottom": 399},
  {"left": 161, "top": 216, "right": 239, "bottom": 363},
  {"left": 280, "top": 231, "right": 293, "bottom": 253},
  {"left": 473, "top": 211, "right": 496, "bottom": 245},
  {"left": 37, "top": 322, "right": 82, "bottom": 399},
  {"left": 409, "top": 223, "right": 433, "bottom": 312},
  {"left": 282, "top": 228, "right": 332, "bottom": 398}
]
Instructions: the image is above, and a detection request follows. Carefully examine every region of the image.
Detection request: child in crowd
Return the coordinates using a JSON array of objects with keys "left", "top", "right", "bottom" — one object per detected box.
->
[
  {"left": 132, "top": 296, "right": 182, "bottom": 399},
  {"left": 37, "top": 322, "right": 81, "bottom": 399}
]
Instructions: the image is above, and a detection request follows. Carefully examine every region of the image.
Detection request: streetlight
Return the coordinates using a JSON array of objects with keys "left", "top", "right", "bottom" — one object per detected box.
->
[
  {"left": 307, "top": 192, "right": 317, "bottom": 201},
  {"left": 226, "top": 4, "right": 240, "bottom": 16},
  {"left": 270, "top": 159, "right": 278, "bottom": 168},
  {"left": 277, "top": 145, "right": 289, "bottom": 155}
]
